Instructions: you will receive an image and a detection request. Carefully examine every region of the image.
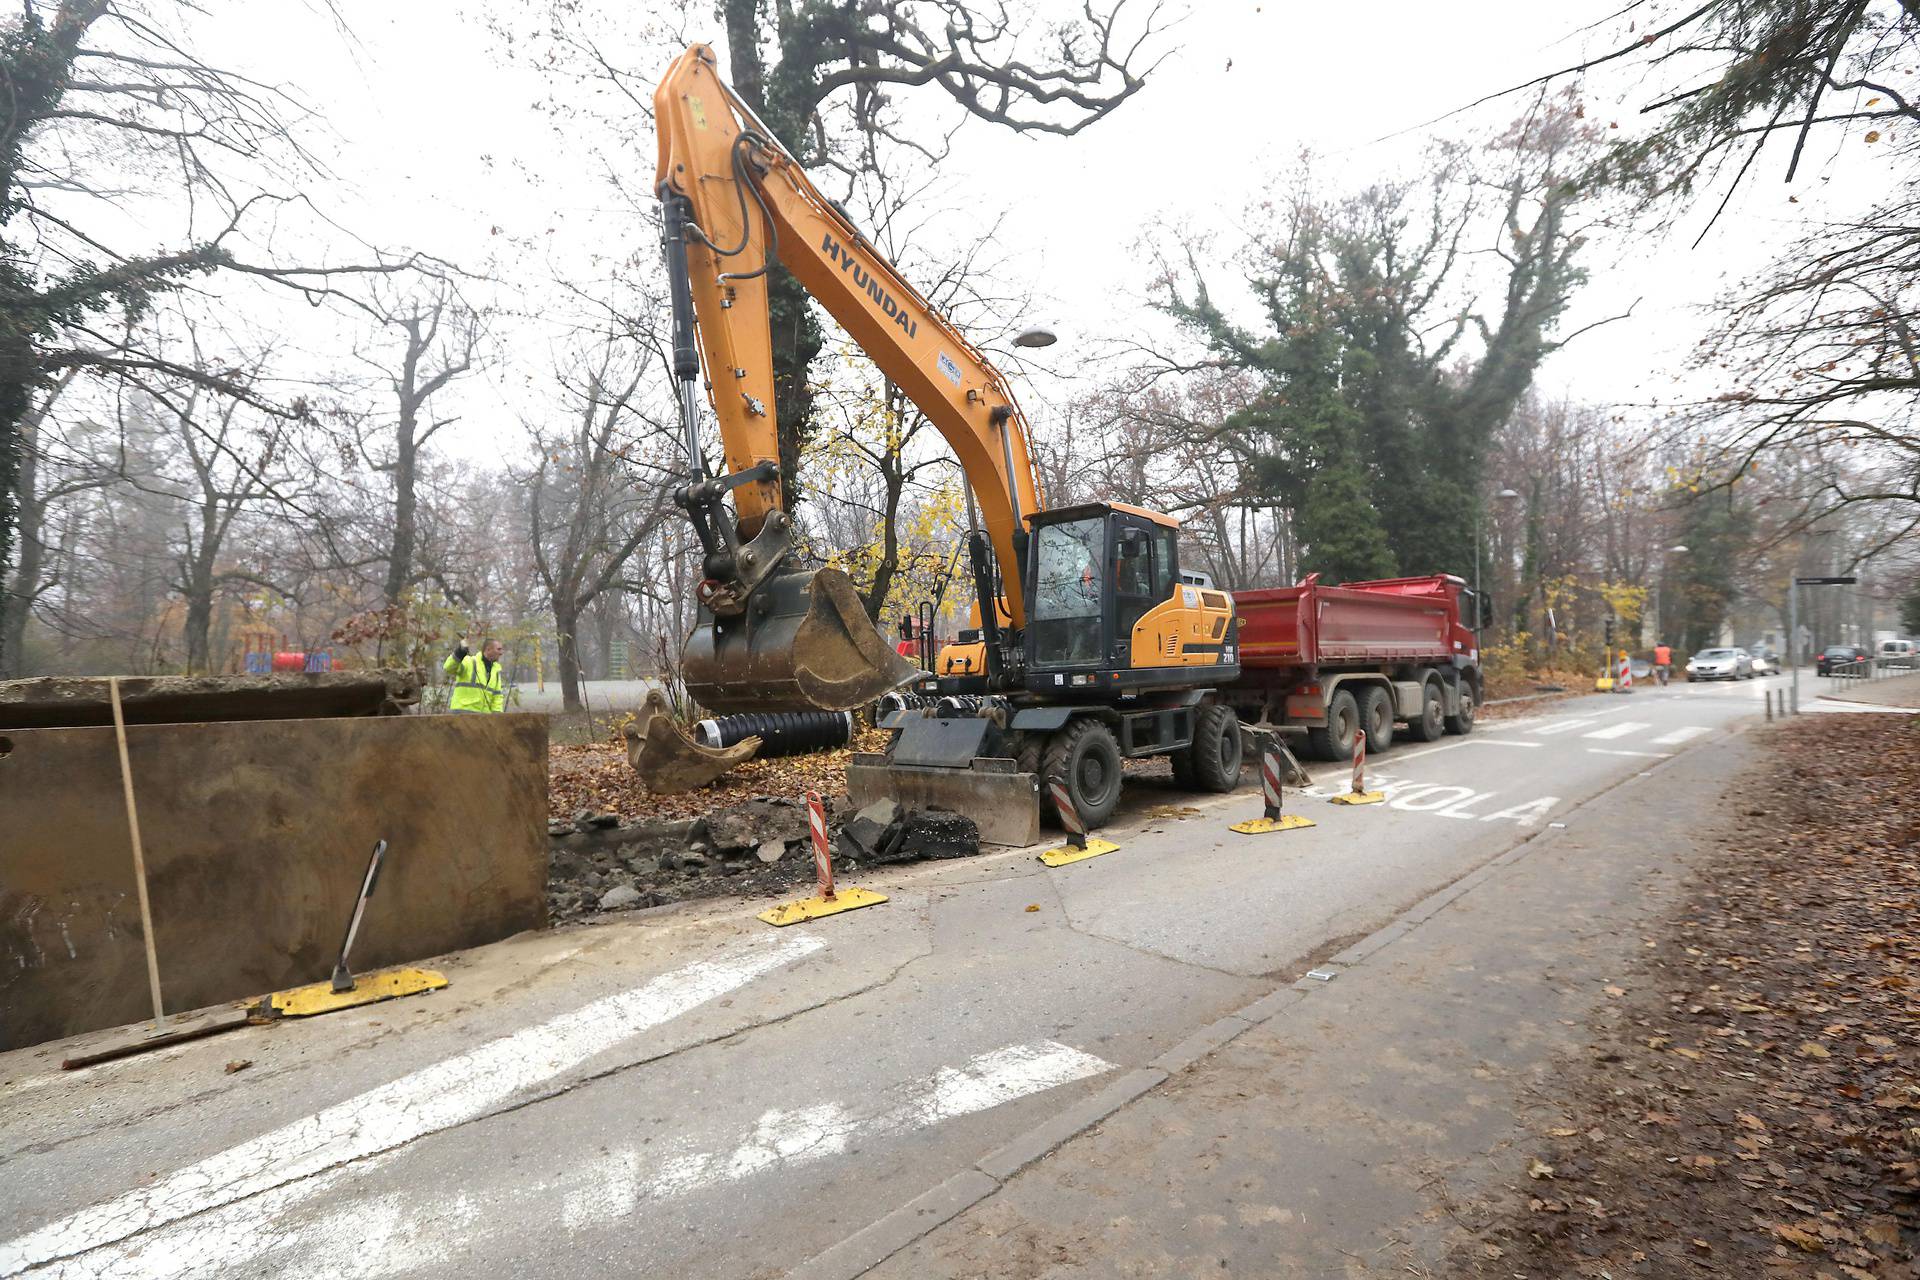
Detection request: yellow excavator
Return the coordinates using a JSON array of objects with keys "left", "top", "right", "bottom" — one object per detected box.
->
[{"left": 651, "top": 44, "right": 1243, "bottom": 839}]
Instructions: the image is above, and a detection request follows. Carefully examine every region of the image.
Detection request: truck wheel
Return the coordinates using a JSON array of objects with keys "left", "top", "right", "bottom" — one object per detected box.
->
[
  {"left": 1360, "top": 686, "right": 1394, "bottom": 754},
  {"left": 1443, "top": 682, "right": 1477, "bottom": 736},
  {"left": 1402, "top": 679, "right": 1445, "bottom": 742},
  {"left": 1184, "top": 704, "right": 1243, "bottom": 792},
  {"left": 1042, "top": 719, "right": 1124, "bottom": 830},
  {"left": 1306, "top": 688, "right": 1360, "bottom": 761}
]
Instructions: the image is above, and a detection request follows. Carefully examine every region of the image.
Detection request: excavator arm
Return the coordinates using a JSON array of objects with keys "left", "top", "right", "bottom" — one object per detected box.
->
[{"left": 654, "top": 44, "right": 1043, "bottom": 714}]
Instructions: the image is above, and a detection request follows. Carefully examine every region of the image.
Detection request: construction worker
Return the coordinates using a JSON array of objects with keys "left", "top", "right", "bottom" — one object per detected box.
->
[
  {"left": 444, "top": 636, "right": 507, "bottom": 713},
  {"left": 1653, "top": 640, "right": 1673, "bottom": 687}
]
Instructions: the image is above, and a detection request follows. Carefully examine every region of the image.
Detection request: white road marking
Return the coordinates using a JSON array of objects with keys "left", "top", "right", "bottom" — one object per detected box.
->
[
  {"left": 1582, "top": 721, "right": 1651, "bottom": 741},
  {"left": 642, "top": 1039, "right": 1111, "bottom": 1201},
  {"left": 1463, "top": 738, "right": 1542, "bottom": 747},
  {"left": 1390, "top": 784, "right": 1476, "bottom": 812},
  {"left": 30, "top": 1041, "right": 1112, "bottom": 1280},
  {"left": 1478, "top": 797, "right": 1560, "bottom": 826},
  {"left": 0, "top": 933, "right": 826, "bottom": 1276},
  {"left": 1374, "top": 741, "right": 1467, "bottom": 764},
  {"left": 1586, "top": 747, "right": 1673, "bottom": 759},
  {"left": 1651, "top": 726, "right": 1710, "bottom": 746},
  {"left": 1530, "top": 718, "right": 1597, "bottom": 736}
]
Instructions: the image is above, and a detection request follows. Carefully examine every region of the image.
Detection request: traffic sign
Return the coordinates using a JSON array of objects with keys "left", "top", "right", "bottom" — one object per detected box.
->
[{"left": 1795, "top": 575, "right": 1857, "bottom": 585}]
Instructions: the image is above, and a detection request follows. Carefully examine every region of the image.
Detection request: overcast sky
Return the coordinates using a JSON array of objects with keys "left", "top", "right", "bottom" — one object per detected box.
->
[{"left": 179, "top": 1, "right": 1899, "bottom": 457}]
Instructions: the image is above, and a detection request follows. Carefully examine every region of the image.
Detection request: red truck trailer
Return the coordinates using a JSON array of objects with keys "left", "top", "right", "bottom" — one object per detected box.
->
[{"left": 1222, "top": 572, "right": 1482, "bottom": 760}]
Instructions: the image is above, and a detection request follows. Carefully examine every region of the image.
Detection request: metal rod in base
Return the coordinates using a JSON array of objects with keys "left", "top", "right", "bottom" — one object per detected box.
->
[{"left": 331, "top": 839, "right": 389, "bottom": 994}]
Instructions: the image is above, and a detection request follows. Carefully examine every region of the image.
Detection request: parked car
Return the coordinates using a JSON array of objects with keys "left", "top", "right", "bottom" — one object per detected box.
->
[
  {"left": 1687, "top": 647, "right": 1754, "bottom": 681},
  {"left": 1817, "top": 644, "right": 1869, "bottom": 676},
  {"left": 1880, "top": 639, "right": 1915, "bottom": 668},
  {"left": 1746, "top": 644, "right": 1779, "bottom": 676}
]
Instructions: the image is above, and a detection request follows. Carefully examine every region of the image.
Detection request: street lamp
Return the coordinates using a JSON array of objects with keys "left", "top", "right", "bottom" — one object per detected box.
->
[{"left": 1477, "top": 487, "right": 1522, "bottom": 630}]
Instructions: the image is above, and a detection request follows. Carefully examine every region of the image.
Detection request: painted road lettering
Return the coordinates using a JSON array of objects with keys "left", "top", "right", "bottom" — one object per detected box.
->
[{"left": 1300, "top": 772, "right": 1558, "bottom": 827}]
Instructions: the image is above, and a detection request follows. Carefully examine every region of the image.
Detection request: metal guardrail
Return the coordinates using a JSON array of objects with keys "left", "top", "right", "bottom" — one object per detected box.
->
[{"left": 1823, "top": 655, "right": 1916, "bottom": 694}]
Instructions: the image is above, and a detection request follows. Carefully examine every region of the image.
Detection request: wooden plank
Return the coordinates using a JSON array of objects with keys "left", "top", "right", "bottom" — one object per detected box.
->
[{"left": 61, "top": 1008, "right": 253, "bottom": 1070}]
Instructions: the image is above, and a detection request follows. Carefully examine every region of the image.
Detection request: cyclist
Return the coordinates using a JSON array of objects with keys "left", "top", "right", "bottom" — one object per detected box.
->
[{"left": 1653, "top": 641, "right": 1672, "bottom": 686}]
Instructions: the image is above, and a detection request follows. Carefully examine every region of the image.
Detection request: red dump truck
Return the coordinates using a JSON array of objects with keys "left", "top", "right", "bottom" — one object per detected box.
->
[{"left": 1220, "top": 572, "right": 1482, "bottom": 760}]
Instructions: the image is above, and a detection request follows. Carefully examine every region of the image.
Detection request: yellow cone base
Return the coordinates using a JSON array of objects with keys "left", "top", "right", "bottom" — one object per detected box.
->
[
  {"left": 1329, "top": 790, "right": 1387, "bottom": 806},
  {"left": 266, "top": 967, "right": 447, "bottom": 1019},
  {"left": 1229, "top": 813, "right": 1318, "bottom": 835},
  {"left": 758, "top": 885, "right": 888, "bottom": 927},
  {"left": 1594, "top": 677, "right": 1615, "bottom": 691},
  {"left": 1039, "top": 837, "right": 1120, "bottom": 867}
]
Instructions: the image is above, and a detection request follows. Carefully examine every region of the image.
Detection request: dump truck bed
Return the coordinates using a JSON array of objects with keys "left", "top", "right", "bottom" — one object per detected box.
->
[{"left": 1235, "top": 575, "right": 1461, "bottom": 669}]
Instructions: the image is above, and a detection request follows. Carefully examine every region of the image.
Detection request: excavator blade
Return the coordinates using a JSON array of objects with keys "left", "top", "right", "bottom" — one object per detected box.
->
[
  {"left": 623, "top": 689, "right": 762, "bottom": 794},
  {"left": 684, "top": 567, "right": 918, "bottom": 715}
]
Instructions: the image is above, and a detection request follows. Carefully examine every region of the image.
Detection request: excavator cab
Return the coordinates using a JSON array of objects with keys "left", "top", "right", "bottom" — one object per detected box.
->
[{"left": 1023, "top": 503, "right": 1238, "bottom": 695}]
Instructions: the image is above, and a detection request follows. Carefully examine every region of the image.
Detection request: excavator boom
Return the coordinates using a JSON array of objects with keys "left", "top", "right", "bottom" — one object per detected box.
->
[{"left": 654, "top": 44, "right": 1042, "bottom": 715}]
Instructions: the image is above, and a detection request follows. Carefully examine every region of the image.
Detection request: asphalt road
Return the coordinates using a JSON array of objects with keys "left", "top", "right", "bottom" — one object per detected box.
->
[{"left": 0, "top": 676, "right": 1795, "bottom": 1279}]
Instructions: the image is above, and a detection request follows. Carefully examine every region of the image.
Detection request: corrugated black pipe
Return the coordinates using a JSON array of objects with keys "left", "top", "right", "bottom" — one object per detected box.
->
[{"left": 695, "top": 710, "right": 853, "bottom": 757}]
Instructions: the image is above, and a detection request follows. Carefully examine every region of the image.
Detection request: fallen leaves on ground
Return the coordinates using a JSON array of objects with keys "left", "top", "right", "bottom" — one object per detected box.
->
[
  {"left": 1449, "top": 712, "right": 1920, "bottom": 1278},
  {"left": 549, "top": 727, "right": 892, "bottom": 824}
]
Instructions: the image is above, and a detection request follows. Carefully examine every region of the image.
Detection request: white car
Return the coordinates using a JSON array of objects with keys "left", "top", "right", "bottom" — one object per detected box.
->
[
  {"left": 1746, "top": 646, "right": 1778, "bottom": 675},
  {"left": 1687, "top": 647, "right": 1754, "bottom": 681}
]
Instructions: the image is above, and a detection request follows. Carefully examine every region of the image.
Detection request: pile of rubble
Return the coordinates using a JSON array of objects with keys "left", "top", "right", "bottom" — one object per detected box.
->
[{"left": 546, "top": 795, "right": 981, "bottom": 921}]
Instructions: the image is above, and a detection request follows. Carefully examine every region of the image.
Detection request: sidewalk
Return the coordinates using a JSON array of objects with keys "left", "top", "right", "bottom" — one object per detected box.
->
[
  {"left": 812, "top": 717, "right": 1759, "bottom": 1276},
  {"left": 1818, "top": 669, "right": 1920, "bottom": 709}
]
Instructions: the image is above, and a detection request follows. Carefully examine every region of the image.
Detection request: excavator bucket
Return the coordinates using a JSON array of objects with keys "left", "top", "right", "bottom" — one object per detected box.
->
[
  {"left": 624, "top": 689, "right": 762, "bottom": 794},
  {"left": 684, "top": 567, "right": 918, "bottom": 715}
]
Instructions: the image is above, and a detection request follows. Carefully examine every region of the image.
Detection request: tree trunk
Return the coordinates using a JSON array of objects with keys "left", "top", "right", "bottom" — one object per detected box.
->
[
  {"left": 863, "top": 464, "right": 905, "bottom": 618},
  {"left": 0, "top": 409, "right": 41, "bottom": 679},
  {"left": 183, "top": 570, "right": 215, "bottom": 674},
  {"left": 554, "top": 599, "right": 583, "bottom": 713},
  {"left": 384, "top": 430, "right": 417, "bottom": 605}
]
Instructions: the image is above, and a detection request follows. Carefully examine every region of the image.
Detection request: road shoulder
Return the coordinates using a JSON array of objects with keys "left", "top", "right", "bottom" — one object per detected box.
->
[{"left": 832, "top": 712, "right": 1759, "bottom": 1277}]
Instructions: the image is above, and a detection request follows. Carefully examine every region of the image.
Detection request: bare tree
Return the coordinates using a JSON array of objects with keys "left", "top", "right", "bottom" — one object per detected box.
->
[
  {"left": 527, "top": 342, "right": 678, "bottom": 712},
  {"left": 0, "top": 1, "right": 427, "bottom": 672},
  {"left": 142, "top": 338, "right": 300, "bottom": 673},
  {"left": 354, "top": 282, "right": 485, "bottom": 606},
  {"left": 0, "top": 371, "right": 85, "bottom": 675}
]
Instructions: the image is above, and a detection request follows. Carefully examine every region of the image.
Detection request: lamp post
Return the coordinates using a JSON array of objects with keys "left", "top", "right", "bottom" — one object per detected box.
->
[{"left": 1478, "top": 487, "right": 1522, "bottom": 630}]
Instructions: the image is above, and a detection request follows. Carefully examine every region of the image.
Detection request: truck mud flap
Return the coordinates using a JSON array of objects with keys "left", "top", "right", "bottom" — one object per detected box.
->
[
  {"left": 623, "top": 689, "right": 761, "bottom": 794},
  {"left": 845, "top": 753, "right": 1040, "bottom": 847}
]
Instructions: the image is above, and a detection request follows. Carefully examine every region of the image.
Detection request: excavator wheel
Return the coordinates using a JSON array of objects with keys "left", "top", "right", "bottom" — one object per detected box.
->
[
  {"left": 1182, "top": 704, "right": 1243, "bottom": 793},
  {"left": 1012, "top": 733, "right": 1058, "bottom": 828},
  {"left": 1042, "top": 718, "right": 1124, "bottom": 830}
]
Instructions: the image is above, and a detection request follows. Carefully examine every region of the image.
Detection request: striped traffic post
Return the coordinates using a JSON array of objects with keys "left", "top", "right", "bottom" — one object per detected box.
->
[
  {"left": 757, "top": 791, "right": 887, "bottom": 926},
  {"left": 1329, "top": 725, "right": 1385, "bottom": 805},
  {"left": 1039, "top": 775, "right": 1120, "bottom": 866},
  {"left": 809, "top": 792, "right": 834, "bottom": 900},
  {"left": 1231, "top": 734, "right": 1316, "bottom": 834},
  {"left": 1618, "top": 650, "right": 1633, "bottom": 692},
  {"left": 1051, "top": 778, "right": 1086, "bottom": 850}
]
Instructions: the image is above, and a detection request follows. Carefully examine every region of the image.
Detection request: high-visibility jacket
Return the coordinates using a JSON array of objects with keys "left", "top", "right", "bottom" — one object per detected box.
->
[
  {"left": 444, "top": 650, "right": 506, "bottom": 713},
  {"left": 1653, "top": 645, "right": 1672, "bottom": 666}
]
